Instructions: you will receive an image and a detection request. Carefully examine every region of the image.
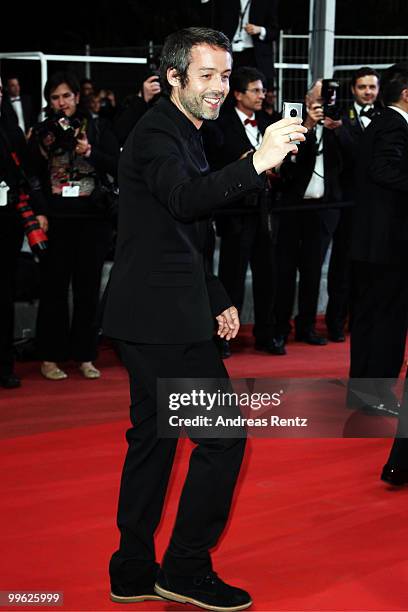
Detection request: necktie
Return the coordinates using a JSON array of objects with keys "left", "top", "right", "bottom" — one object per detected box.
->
[
  {"left": 360, "top": 106, "right": 374, "bottom": 119},
  {"left": 244, "top": 118, "right": 257, "bottom": 127}
]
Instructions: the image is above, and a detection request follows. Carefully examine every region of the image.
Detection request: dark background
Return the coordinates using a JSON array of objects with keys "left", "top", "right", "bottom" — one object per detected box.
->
[{"left": 1, "top": 0, "right": 406, "bottom": 107}]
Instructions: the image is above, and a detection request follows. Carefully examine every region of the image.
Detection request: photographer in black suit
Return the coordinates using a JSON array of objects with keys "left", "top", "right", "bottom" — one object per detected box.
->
[
  {"left": 326, "top": 67, "right": 380, "bottom": 342},
  {"left": 348, "top": 63, "right": 408, "bottom": 418},
  {"left": 0, "top": 75, "right": 46, "bottom": 388},
  {"left": 274, "top": 79, "right": 343, "bottom": 351},
  {"left": 103, "top": 27, "right": 306, "bottom": 610}
]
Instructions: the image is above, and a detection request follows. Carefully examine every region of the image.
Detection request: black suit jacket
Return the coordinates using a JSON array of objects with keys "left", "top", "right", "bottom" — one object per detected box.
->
[
  {"left": 3, "top": 94, "right": 34, "bottom": 133},
  {"left": 199, "top": 0, "right": 278, "bottom": 77},
  {"left": 205, "top": 108, "right": 271, "bottom": 215},
  {"left": 102, "top": 96, "right": 265, "bottom": 344},
  {"left": 352, "top": 107, "right": 408, "bottom": 264}
]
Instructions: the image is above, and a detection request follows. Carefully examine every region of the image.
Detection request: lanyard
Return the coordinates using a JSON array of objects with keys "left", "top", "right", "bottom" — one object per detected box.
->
[{"left": 236, "top": 0, "right": 251, "bottom": 39}]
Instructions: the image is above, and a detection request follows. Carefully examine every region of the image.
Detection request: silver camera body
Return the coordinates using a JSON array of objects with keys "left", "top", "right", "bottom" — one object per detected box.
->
[{"left": 282, "top": 102, "right": 304, "bottom": 145}]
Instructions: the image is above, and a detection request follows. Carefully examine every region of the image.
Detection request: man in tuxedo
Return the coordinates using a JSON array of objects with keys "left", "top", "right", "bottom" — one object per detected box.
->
[
  {"left": 209, "top": 66, "right": 283, "bottom": 357},
  {"left": 102, "top": 27, "right": 306, "bottom": 610},
  {"left": 348, "top": 63, "right": 408, "bottom": 418},
  {"left": 0, "top": 74, "right": 46, "bottom": 388},
  {"left": 199, "top": 0, "right": 278, "bottom": 79},
  {"left": 274, "top": 79, "right": 343, "bottom": 351},
  {"left": 326, "top": 67, "right": 380, "bottom": 342},
  {"left": 4, "top": 77, "right": 34, "bottom": 137}
]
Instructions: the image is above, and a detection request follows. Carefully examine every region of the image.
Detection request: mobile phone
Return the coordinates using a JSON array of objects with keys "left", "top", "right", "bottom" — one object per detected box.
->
[{"left": 282, "top": 102, "right": 303, "bottom": 144}]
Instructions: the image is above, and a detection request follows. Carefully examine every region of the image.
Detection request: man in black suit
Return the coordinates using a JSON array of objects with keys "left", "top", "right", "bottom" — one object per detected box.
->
[
  {"left": 348, "top": 63, "right": 408, "bottom": 419},
  {"left": 4, "top": 77, "right": 35, "bottom": 137},
  {"left": 0, "top": 74, "right": 46, "bottom": 388},
  {"left": 209, "top": 66, "right": 283, "bottom": 357},
  {"left": 274, "top": 79, "right": 343, "bottom": 350},
  {"left": 326, "top": 67, "right": 380, "bottom": 342},
  {"left": 199, "top": 0, "right": 278, "bottom": 79},
  {"left": 103, "top": 27, "right": 306, "bottom": 610}
]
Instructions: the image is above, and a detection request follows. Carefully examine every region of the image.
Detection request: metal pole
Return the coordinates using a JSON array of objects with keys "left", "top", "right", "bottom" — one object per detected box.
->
[
  {"left": 85, "top": 44, "right": 91, "bottom": 79},
  {"left": 278, "top": 29, "right": 284, "bottom": 111},
  {"left": 309, "top": 0, "right": 336, "bottom": 82}
]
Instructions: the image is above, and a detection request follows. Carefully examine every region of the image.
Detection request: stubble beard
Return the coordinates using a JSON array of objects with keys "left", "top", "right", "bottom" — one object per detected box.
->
[{"left": 180, "top": 88, "right": 224, "bottom": 121}]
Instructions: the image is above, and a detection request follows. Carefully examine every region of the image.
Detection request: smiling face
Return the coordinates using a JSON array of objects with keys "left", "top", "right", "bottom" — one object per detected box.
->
[
  {"left": 168, "top": 43, "right": 232, "bottom": 127},
  {"left": 49, "top": 82, "right": 79, "bottom": 117},
  {"left": 352, "top": 75, "right": 379, "bottom": 106}
]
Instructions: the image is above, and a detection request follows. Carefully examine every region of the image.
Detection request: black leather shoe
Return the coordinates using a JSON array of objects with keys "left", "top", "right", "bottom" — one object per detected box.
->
[
  {"left": 0, "top": 373, "right": 21, "bottom": 389},
  {"left": 155, "top": 569, "right": 252, "bottom": 611},
  {"left": 363, "top": 402, "right": 400, "bottom": 417},
  {"left": 295, "top": 330, "right": 328, "bottom": 345},
  {"left": 381, "top": 464, "right": 408, "bottom": 486},
  {"left": 255, "top": 337, "right": 286, "bottom": 355}
]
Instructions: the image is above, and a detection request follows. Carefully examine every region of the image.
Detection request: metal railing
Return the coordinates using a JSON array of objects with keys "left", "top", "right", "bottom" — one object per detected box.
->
[{"left": 276, "top": 31, "right": 408, "bottom": 108}]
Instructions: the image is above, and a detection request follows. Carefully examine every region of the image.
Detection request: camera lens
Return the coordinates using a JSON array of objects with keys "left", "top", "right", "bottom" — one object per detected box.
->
[{"left": 290, "top": 108, "right": 298, "bottom": 117}]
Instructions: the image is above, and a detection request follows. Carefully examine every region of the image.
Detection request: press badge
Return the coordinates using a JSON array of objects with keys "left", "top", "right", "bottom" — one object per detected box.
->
[
  {"left": 0, "top": 181, "right": 10, "bottom": 206},
  {"left": 62, "top": 183, "right": 80, "bottom": 197}
]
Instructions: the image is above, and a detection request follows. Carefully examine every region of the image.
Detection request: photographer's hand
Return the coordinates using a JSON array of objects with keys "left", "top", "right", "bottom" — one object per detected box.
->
[
  {"left": 36, "top": 215, "right": 48, "bottom": 232},
  {"left": 142, "top": 76, "right": 161, "bottom": 103},
  {"left": 304, "top": 103, "right": 324, "bottom": 129},
  {"left": 323, "top": 116, "right": 343, "bottom": 130},
  {"left": 75, "top": 133, "right": 91, "bottom": 157}
]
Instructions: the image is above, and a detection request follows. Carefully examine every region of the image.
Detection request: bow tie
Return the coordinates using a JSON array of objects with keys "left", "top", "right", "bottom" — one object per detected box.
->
[
  {"left": 244, "top": 118, "right": 257, "bottom": 127},
  {"left": 359, "top": 106, "right": 374, "bottom": 119},
  {"left": 11, "top": 97, "right": 21, "bottom": 102}
]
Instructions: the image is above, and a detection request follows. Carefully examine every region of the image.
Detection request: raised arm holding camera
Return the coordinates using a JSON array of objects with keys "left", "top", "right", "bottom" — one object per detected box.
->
[{"left": 28, "top": 71, "right": 119, "bottom": 381}]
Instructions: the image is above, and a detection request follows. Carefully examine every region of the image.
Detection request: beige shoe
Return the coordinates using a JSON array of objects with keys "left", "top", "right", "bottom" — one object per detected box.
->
[
  {"left": 41, "top": 362, "right": 68, "bottom": 381},
  {"left": 79, "top": 363, "right": 101, "bottom": 379}
]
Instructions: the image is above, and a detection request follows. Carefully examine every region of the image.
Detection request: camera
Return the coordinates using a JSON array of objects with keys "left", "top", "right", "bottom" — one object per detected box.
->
[
  {"left": 282, "top": 102, "right": 304, "bottom": 144},
  {"left": 282, "top": 102, "right": 303, "bottom": 119},
  {"left": 34, "top": 112, "right": 83, "bottom": 154},
  {"left": 321, "top": 79, "right": 341, "bottom": 120}
]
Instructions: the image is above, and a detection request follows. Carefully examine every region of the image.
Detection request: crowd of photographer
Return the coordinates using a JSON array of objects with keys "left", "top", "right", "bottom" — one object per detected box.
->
[{"left": 0, "top": 58, "right": 406, "bottom": 408}]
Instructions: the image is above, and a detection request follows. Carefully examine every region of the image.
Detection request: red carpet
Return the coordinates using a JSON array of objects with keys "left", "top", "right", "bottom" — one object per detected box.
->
[{"left": 1, "top": 324, "right": 408, "bottom": 612}]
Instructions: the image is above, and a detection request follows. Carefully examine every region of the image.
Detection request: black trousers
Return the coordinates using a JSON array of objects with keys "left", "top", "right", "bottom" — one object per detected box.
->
[
  {"left": 218, "top": 213, "right": 278, "bottom": 343},
  {"left": 0, "top": 214, "right": 23, "bottom": 375},
  {"left": 348, "top": 260, "right": 408, "bottom": 406},
  {"left": 36, "top": 216, "right": 112, "bottom": 362},
  {"left": 326, "top": 207, "right": 353, "bottom": 334},
  {"left": 111, "top": 339, "right": 246, "bottom": 578},
  {"left": 275, "top": 208, "right": 337, "bottom": 336}
]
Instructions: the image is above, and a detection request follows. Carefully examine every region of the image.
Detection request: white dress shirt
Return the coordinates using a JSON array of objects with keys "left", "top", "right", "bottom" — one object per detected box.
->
[
  {"left": 10, "top": 97, "right": 25, "bottom": 133},
  {"left": 304, "top": 123, "right": 325, "bottom": 200},
  {"left": 235, "top": 107, "right": 262, "bottom": 150},
  {"left": 354, "top": 101, "right": 374, "bottom": 130}
]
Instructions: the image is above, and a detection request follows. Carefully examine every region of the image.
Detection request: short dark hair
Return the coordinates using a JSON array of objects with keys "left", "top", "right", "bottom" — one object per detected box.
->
[
  {"left": 230, "top": 66, "right": 266, "bottom": 94},
  {"left": 351, "top": 66, "right": 380, "bottom": 88},
  {"left": 44, "top": 71, "right": 80, "bottom": 103},
  {"left": 159, "top": 27, "right": 232, "bottom": 96},
  {"left": 381, "top": 62, "right": 408, "bottom": 105}
]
